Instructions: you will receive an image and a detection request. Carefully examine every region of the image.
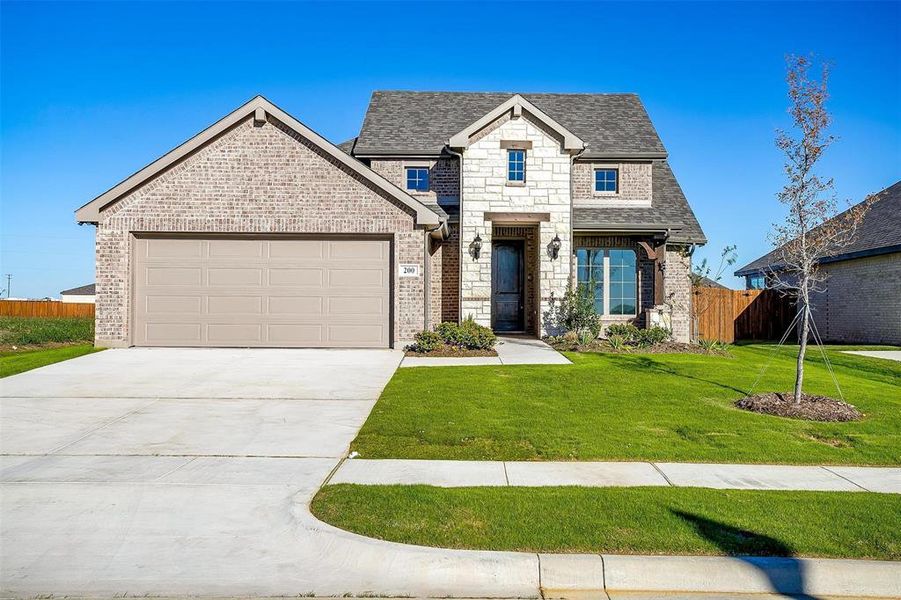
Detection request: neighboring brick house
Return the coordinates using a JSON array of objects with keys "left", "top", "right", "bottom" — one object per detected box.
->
[
  {"left": 77, "top": 93, "right": 705, "bottom": 348},
  {"left": 735, "top": 181, "right": 901, "bottom": 345}
]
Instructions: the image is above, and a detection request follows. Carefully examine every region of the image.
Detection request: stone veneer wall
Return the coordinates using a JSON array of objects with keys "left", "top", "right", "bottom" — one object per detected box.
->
[
  {"left": 663, "top": 247, "right": 692, "bottom": 343},
  {"left": 810, "top": 252, "right": 900, "bottom": 344},
  {"left": 460, "top": 113, "right": 571, "bottom": 332},
  {"left": 95, "top": 116, "right": 425, "bottom": 347},
  {"left": 572, "top": 161, "right": 652, "bottom": 203}
]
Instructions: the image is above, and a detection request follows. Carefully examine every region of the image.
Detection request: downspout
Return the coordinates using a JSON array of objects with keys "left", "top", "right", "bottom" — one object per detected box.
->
[
  {"left": 422, "top": 222, "right": 444, "bottom": 332},
  {"left": 567, "top": 146, "right": 586, "bottom": 287},
  {"left": 444, "top": 145, "right": 464, "bottom": 324}
]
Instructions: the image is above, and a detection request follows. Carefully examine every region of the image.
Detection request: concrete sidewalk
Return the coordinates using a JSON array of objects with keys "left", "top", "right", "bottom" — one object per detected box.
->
[
  {"left": 842, "top": 350, "right": 901, "bottom": 362},
  {"left": 401, "top": 335, "right": 571, "bottom": 367},
  {"left": 330, "top": 459, "right": 901, "bottom": 493}
]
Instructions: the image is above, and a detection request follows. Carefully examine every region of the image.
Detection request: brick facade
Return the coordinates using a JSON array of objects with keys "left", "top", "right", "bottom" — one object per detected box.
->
[
  {"left": 810, "top": 252, "right": 901, "bottom": 344},
  {"left": 572, "top": 161, "right": 652, "bottom": 204},
  {"left": 94, "top": 116, "right": 426, "bottom": 347},
  {"left": 664, "top": 247, "right": 692, "bottom": 343},
  {"left": 370, "top": 157, "right": 459, "bottom": 202}
]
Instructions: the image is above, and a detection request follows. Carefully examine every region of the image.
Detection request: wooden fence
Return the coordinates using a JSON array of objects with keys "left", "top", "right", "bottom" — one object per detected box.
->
[
  {"left": 0, "top": 300, "right": 95, "bottom": 318},
  {"left": 693, "top": 288, "right": 795, "bottom": 343}
]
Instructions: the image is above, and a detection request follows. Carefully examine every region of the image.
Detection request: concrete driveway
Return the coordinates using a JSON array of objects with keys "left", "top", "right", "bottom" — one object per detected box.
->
[{"left": 0, "top": 348, "right": 522, "bottom": 597}]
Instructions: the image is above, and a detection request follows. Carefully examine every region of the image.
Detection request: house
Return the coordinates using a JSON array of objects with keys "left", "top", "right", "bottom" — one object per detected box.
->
[
  {"left": 735, "top": 181, "right": 901, "bottom": 345},
  {"left": 75, "top": 93, "right": 705, "bottom": 349},
  {"left": 693, "top": 275, "right": 730, "bottom": 290},
  {"left": 60, "top": 283, "right": 96, "bottom": 304}
]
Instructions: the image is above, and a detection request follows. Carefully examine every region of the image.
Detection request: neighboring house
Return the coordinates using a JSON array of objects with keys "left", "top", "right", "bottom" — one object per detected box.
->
[
  {"left": 693, "top": 275, "right": 730, "bottom": 290},
  {"left": 76, "top": 93, "right": 705, "bottom": 349},
  {"left": 735, "top": 181, "right": 901, "bottom": 345},
  {"left": 60, "top": 283, "right": 96, "bottom": 304}
]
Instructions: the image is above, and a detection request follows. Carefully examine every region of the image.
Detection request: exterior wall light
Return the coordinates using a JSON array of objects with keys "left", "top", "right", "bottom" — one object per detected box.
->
[
  {"left": 549, "top": 234, "right": 562, "bottom": 260},
  {"left": 471, "top": 233, "right": 483, "bottom": 260}
]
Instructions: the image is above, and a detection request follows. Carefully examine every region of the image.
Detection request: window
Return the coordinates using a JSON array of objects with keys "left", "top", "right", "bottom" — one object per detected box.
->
[
  {"left": 575, "top": 248, "right": 637, "bottom": 316},
  {"left": 405, "top": 167, "right": 429, "bottom": 192},
  {"left": 594, "top": 168, "right": 618, "bottom": 193},
  {"left": 507, "top": 149, "right": 525, "bottom": 182},
  {"left": 746, "top": 274, "right": 766, "bottom": 290}
]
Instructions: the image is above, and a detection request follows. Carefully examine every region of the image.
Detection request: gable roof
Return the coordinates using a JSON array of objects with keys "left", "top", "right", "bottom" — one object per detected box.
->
[
  {"left": 60, "top": 283, "right": 96, "bottom": 296},
  {"left": 353, "top": 91, "right": 668, "bottom": 158},
  {"left": 573, "top": 161, "right": 706, "bottom": 244},
  {"left": 75, "top": 96, "right": 442, "bottom": 227},
  {"left": 447, "top": 94, "right": 584, "bottom": 151},
  {"left": 735, "top": 180, "right": 901, "bottom": 276}
]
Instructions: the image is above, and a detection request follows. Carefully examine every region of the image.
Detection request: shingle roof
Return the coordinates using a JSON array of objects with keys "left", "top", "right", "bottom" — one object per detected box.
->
[
  {"left": 735, "top": 180, "right": 901, "bottom": 276},
  {"left": 336, "top": 137, "right": 356, "bottom": 155},
  {"left": 573, "top": 161, "right": 706, "bottom": 244},
  {"left": 60, "top": 283, "right": 95, "bottom": 296},
  {"left": 354, "top": 91, "right": 667, "bottom": 158}
]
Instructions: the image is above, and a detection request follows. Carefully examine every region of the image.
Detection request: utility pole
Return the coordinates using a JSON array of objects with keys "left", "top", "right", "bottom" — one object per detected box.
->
[{"left": 4, "top": 274, "right": 10, "bottom": 298}]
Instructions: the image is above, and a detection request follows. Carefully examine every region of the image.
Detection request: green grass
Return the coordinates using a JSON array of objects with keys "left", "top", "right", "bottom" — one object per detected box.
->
[
  {"left": 0, "top": 316, "right": 94, "bottom": 346},
  {"left": 312, "top": 484, "right": 901, "bottom": 560},
  {"left": 351, "top": 345, "right": 901, "bottom": 465},
  {"left": 0, "top": 344, "right": 103, "bottom": 378}
]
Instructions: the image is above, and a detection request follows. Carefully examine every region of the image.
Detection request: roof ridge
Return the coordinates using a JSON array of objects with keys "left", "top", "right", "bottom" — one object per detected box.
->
[{"left": 371, "top": 90, "right": 640, "bottom": 97}]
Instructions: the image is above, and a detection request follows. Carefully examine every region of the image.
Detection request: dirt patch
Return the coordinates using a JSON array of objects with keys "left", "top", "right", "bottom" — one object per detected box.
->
[
  {"left": 404, "top": 345, "right": 497, "bottom": 358},
  {"left": 545, "top": 339, "right": 730, "bottom": 356},
  {"left": 735, "top": 392, "right": 863, "bottom": 422}
]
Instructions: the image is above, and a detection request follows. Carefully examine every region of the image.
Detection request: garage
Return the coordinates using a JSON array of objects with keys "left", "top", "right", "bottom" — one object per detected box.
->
[{"left": 133, "top": 236, "right": 391, "bottom": 348}]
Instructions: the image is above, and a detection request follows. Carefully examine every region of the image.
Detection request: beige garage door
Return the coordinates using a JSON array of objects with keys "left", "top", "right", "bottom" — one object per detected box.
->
[{"left": 133, "top": 237, "right": 391, "bottom": 348}]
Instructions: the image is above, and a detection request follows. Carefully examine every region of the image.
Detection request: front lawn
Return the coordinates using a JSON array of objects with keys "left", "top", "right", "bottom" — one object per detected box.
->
[
  {"left": 351, "top": 345, "right": 901, "bottom": 464},
  {"left": 0, "top": 344, "right": 103, "bottom": 378},
  {"left": 312, "top": 484, "right": 901, "bottom": 560}
]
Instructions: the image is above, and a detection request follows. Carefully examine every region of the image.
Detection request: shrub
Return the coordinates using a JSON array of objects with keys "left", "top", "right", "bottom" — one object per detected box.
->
[
  {"left": 562, "top": 331, "right": 580, "bottom": 346},
  {"left": 604, "top": 323, "right": 671, "bottom": 348},
  {"left": 406, "top": 330, "right": 442, "bottom": 353},
  {"left": 607, "top": 334, "right": 628, "bottom": 351},
  {"left": 698, "top": 338, "right": 723, "bottom": 353},
  {"left": 605, "top": 322, "right": 640, "bottom": 340},
  {"left": 433, "top": 317, "right": 496, "bottom": 350},
  {"left": 545, "top": 284, "right": 601, "bottom": 339},
  {"left": 635, "top": 326, "right": 672, "bottom": 347}
]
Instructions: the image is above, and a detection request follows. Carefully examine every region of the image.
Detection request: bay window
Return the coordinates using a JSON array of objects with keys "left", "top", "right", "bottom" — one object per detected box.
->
[{"left": 575, "top": 248, "right": 638, "bottom": 316}]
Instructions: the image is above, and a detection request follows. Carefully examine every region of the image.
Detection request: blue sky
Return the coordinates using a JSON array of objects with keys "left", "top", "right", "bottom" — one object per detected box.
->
[{"left": 1, "top": 1, "right": 898, "bottom": 297}]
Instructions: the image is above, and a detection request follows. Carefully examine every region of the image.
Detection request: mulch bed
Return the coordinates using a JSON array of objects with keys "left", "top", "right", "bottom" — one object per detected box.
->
[
  {"left": 546, "top": 340, "right": 730, "bottom": 356},
  {"left": 404, "top": 345, "right": 497, "bottom": 358},
  {"left": 735, "top": 392, "right": 863, "bottom": 422}
]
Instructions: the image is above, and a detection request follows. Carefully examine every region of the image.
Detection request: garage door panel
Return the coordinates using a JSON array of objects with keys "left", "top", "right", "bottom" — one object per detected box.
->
[
  {"left": 208, "top": 240, "right": 264, "bottom": 258},
  {"left": 146, "top": 267, "right": 202, "bottom": 286},
  {"left": 207, "top": 296, "right": 263, "bottom": 314},
  {"left": 268, "top": 240, "right": 324, "bottom": 259},
  {"left": 268, "top": 296, "right": 323, "bottom": 315},
  {"left": 328, "top": 240, "right": 387, "bottom": 260},
  {"left": 134, "top": 237, "right": 391, "bottom": 348},
  {"left": 328, "top": 324, "right": 385, "bottom": 345},
  {"left": 328, "top": 296, "right": 385, "bottom": 316},
  {"left": 269, "top": 268, "right": 323, "bottom": 286},
  {"left": 268, "top": 324, "right": 323, "bottom": 344},
  {"left": 144, "top": 296, "right": 203, "bottom": 314},
  {"left": 329, "top": 269, "right": 385, "bottom": 288},
  {"left": 144, "top": 239, "right": 203, "bottom": 259},
  {"left": 207, "top": 268, "right": 263, "bottom": 286},
  {"left": 145, "top": 323, "right": 202, "bottom": 343}
]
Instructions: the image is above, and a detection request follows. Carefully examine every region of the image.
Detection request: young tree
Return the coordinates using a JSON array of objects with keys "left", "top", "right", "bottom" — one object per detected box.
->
[{"left": 769, "top": 55, "right": 870, "bottom": 403}]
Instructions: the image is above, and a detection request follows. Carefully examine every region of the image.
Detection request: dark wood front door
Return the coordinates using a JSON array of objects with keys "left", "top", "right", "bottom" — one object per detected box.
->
[{"left": 492, "top": 241, "right": 524, "bottom": 332}]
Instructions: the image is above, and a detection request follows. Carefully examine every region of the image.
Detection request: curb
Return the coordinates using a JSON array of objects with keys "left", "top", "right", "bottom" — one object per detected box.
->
[{"left": 540, "top": 554, "right": 901, "bottom": 598}]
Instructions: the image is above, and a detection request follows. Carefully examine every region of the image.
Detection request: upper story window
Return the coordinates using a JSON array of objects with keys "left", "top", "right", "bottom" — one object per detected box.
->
[
  {"left": 405, "top": 167, "right": 429, "bottom": 192},
  {"left": 746, "top": 274, "right": 767, "bottom": 290},
  {"left": 575, "top": 247, "right": 637, "bottom": 316},
  {"left": 594, "top": 168, "right": 619, "bottom": 193},
  {"left": 507, "top": 149, "right": 526, "bottom": 183}
]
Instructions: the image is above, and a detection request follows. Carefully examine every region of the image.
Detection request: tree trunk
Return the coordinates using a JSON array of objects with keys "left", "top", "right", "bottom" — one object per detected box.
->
[{"left": 794, "top": 303, "right": 809, "bottom": 404}]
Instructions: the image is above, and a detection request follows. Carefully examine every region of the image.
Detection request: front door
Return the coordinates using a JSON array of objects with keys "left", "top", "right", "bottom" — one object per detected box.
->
[{"left": 492, "top": 240, "right": 524, "bottom": 332}]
